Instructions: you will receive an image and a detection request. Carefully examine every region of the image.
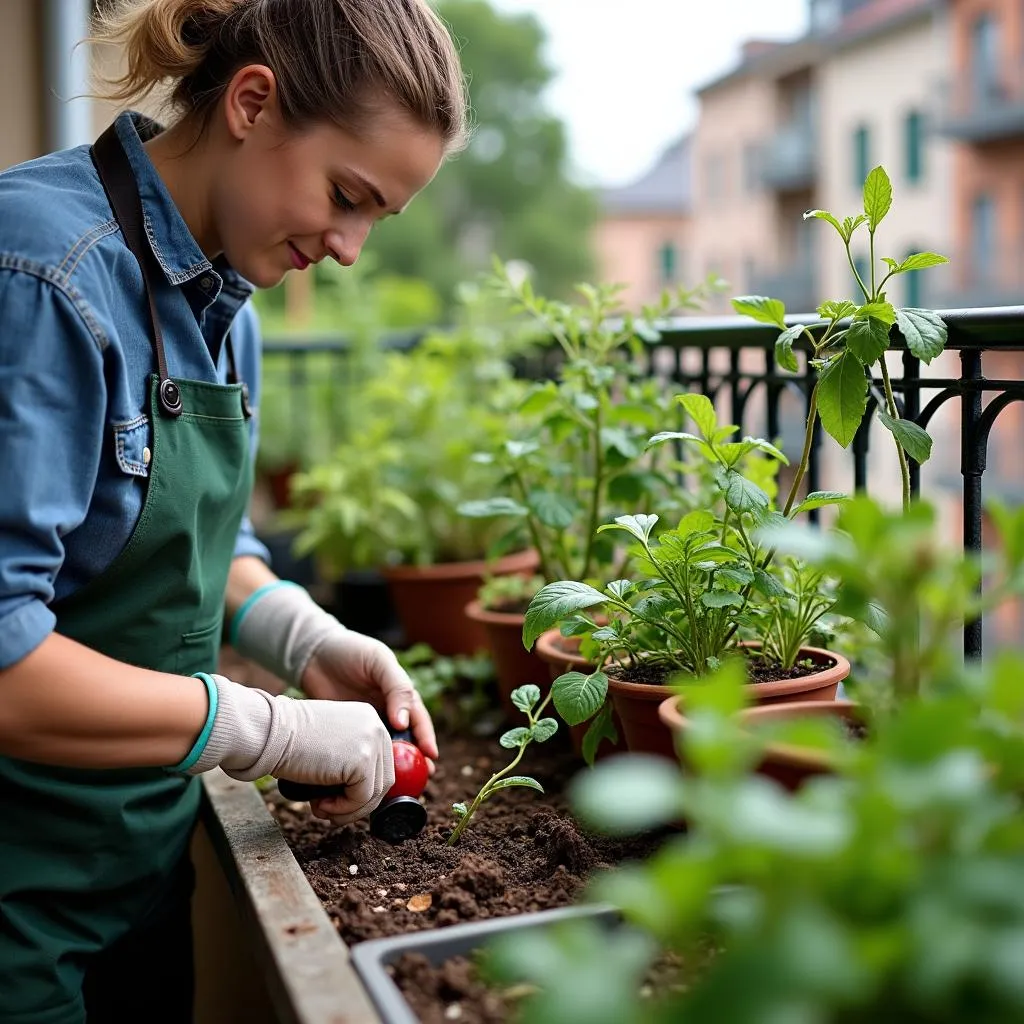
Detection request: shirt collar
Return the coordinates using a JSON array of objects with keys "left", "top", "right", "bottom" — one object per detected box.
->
[{"left": 112, "top": 111, "right": 253, "bottom": 302}]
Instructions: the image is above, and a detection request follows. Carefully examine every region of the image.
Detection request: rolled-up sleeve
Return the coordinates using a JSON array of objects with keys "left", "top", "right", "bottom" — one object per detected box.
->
[
  {"left": 0, "top": 268, "right": 106, "bottom": 669},
  {"left": 229, "top": 300, "right": 271, "bottom": 565}
]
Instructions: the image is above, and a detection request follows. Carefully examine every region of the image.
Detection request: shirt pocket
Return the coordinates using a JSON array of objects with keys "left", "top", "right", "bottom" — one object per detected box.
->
[
  {"left": 112, "top": 415, "right": 152, "bottom": 478},
  {"left": 175, "top": 617, "right": 224, "bottom": 675}
]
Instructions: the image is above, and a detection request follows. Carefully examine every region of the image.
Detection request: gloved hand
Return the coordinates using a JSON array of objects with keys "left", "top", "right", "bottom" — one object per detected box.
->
[
  {"left": 231, "top": 582, "right": 439, "bottom": 762},
  {"left": 186, "top": 675, "right": 395, "bottom": 825}
]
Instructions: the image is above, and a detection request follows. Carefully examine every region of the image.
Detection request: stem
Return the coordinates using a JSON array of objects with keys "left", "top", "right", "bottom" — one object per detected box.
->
[
  {"left": 869, "top": 229, "right": 877, "bottom": 298},
  {"left": 580, "top": 398, "right": 604, "bottom": 580},
  {"left": 879, "top": 360, "right": 911, "bottom": 512},
  {"left": 511, "top": 466, "right": 558, "bottom": 580},
  {"left": 783, "top": 381, "right": 819, "bottom": 517},
  {"left": 846, "top": 243, "right": 871, "bottom": 303}
]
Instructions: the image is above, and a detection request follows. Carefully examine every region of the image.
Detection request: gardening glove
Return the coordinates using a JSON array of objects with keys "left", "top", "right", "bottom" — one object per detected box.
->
[
  {"left": 231, "top": 582, "right": 439, "bottom": 762},
  {"left": 185, "top": 675, "right": 395, "bottom": 825}
]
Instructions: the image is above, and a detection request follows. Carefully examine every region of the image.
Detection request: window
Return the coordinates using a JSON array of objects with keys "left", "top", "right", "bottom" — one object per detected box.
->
[
  {"left": 853, "top": 124, "right": 871, "bottom": 189},
  {"left": 852, "top": 254, "right": 869, "bottom": 300},
  {"left": 971, "top": 14, "right": 1001, "bottom": 105},
  {"left": 904, "top": 247, "right": 923, "bottom": 307},
  {"left": 904, "top": 110, "right": 925, "bottom": 183},
  {"left": 658, "top": 242, "right": 679, "bottom": 285},
  {"left": 971, "top": 194, "right": 997, "bottom": 285}
]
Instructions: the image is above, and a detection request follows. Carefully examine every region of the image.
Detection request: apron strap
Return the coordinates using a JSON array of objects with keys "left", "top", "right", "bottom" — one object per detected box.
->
[{"left": 90, "top": 124, "right": 249, "bottom": 420}]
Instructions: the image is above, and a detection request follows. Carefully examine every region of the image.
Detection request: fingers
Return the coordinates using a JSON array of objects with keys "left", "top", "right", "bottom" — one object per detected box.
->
[{"left": 384, "top": 685, "right": 439, "bottom": 760}]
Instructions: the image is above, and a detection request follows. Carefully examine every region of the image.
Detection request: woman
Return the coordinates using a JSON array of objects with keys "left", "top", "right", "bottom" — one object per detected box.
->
[{"left": 0, "top": 1, "right": 467, "bottom": 1020}]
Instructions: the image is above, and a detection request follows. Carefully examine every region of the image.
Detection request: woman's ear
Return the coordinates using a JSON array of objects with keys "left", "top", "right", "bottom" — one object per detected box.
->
[{"left": 223, "top": 64, "right": 278, "bottom": 140}]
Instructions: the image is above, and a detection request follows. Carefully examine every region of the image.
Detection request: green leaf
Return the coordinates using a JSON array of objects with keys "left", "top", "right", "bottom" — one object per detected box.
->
[
  {"left": 898, "top": 251, "right": 949, "bottom": 272},
  {"left": 753, "top": 568, "right": 786, "bottom": 598},
  {"left": 819, "top": 299, "right": 857, "bottom": 321},
  {"left": 598, "top": 513, "right": 659, "bottom": 546},
  {"left": 552, "top": 671, "right": 608, "bottom": 726},
  {"left": 606, "top": 579, "right": 634, "bottom": 600},
  {"left": 818, "top": 351, "right": 867, "bottom": 448},
  {"left": 488, "top": 776, "right": 544, "bottom": 794},
  {"left": 895, "top": 307, "right": 946, "bottom": 364},
  {"left": 677, "top": 393, "right": 719, "bottom": 438},
  {"left": 499, "top": 727, "right": 531, "bottom": 748},
  {"left": 607, "top": 472, "right": 645, "bottom": 503},
  {"left": 716, "top": 468, "right": 771, "bottom": 520},
  {"left": 511, "top": 684, "right": 541, "bottom": 714},
  {"left": 803, "top": 209, "right": 846, "bottom": 241},
  {"left": 774, "top": 325, "right": 802, "bottom": 372},
  {"left": 646, "top": 431, "right": 713, "bottom": 459},
  {"left": 600, "top": 426, "right": 641, "bottom": 460},
  {"left": 878, "top": 411, "right": 933, "bottom": 464},
  {"left": 855, "top": 300, "right": 896, "bottom": 327},
  {"left": 526, "top": 489, "right": 577, "bottom": 529},
  {"left": 459, "top": 497, "right": 528, "bottom": 518},
  {"left": 570, "top": 754, "right": 684, "bottom": 835},
  {"left": 731, "top": 295, "right": 786, "bottom": 329},
  {"left": 863, "top": 166, "right": 893, "bottom": 230},
  {"left": 523, "top": 581, "right": 607, "bottom": 650},
  {"left": 531, "top": 718, "right": 559, "bottom": 743},
  {"left": 581, "top": 702, "right": 618, "bottom": 766},
  {"left": 842, "top": 214, "right": 868, "bottom": 240},
  {"left": 740, "top": 436, "right": 789, "bottom": 465},
  {"left": 505, "top": 439, "right": 539, "bottom": 459},
  {"left": 452, "top": 802, "right": 467, "bottom": 819},
  {"left": 791, "top": 490, "right": 849, "bottom": 516},
  {"left": 518, "top": 383, "right": 558, "bottom": 416},
  {"left": 701, "top": 590, "right": 744, "bottom": 608},
  {"left": 845, "top": 317, "right": 890, "bottom": 365}
]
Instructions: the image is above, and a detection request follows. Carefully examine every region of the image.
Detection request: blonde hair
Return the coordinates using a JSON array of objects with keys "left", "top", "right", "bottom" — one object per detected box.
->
[{"left": 92, "top": 0, "right": 469, "bottom": 152}]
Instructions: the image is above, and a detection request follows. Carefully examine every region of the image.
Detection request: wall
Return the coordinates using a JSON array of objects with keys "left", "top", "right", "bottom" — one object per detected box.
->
[
  {"left": 594, "top": 213, "right": 691, "bottom": 310},
  {"left": 0, "top": 0, "right": 43, "bottom": 171}
]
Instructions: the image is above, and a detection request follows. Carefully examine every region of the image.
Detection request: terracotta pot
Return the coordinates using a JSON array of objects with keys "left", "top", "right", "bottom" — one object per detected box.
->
[
  {"left": 533, "top": 628, "right": 627, "bottom": 761},
  {"left": 611, "top": 645, "right": 850, "bottom": 762},
  {"left": 464, "top": 600, "right": 549, "bottom": 721},
  {"left": 382, "top": 549, "right": 539, "bottom": 657},
  {"left": 659, "top": 696, "right": 860, "bottom": 791}
]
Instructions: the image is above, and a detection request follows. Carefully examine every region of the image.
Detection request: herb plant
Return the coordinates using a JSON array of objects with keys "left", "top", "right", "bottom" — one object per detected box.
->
[
  {"left": 733, "top": 165, "right": 949, "bottom": 513},
  {"left": 447, "top": 684, "right": 558, "bottom": 846}
]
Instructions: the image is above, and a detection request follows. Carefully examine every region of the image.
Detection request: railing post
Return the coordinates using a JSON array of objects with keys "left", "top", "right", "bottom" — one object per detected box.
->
[{"left": 960, "top": 348, "right": 984, "bottom": 659}]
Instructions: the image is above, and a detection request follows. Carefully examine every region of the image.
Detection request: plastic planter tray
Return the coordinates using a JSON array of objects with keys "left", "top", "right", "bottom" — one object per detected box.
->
[{"left": 350, "top": 904, "right": 620, "bottom": 1024}]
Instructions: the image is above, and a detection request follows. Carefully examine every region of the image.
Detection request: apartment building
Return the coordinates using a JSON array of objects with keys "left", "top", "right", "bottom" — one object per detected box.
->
[
  {"left": 690, "top": 0, "right": 952, "bottom": 316},
  {"left": 593, "top": 135, "right": 692, "bottom": 310}
]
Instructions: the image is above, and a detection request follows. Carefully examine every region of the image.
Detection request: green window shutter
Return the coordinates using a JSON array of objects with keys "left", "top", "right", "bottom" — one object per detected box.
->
[
  {"left": 904, "top": 248, "right": 923, "bottom": 306},
  {"left": 853, "top": 254, "right": 869, "bottom": 300},
  {"left": 905, "top": 111, "right": 924, "bottom": 183},
  {"left": 853, "top": 125, "right": 870, "bottom": 188},
  {"left": 658, "top": 242, "right": 678, "bottom": 285}
]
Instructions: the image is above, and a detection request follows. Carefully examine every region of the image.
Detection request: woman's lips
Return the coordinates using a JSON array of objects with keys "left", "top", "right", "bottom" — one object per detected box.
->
[{"left": 288, "top": 242, "right": 311, "bottom": 270}]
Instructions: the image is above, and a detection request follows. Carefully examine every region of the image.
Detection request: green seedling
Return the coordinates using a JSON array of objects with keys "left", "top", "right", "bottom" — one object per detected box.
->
[{"left": 447, "top": 684, "right": 558, "bottom": 845}]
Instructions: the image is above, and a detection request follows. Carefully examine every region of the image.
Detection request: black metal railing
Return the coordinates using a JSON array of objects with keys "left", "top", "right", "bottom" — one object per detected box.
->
[{"left": 262, "top": 306, "right": 1024, "bottom": 657}]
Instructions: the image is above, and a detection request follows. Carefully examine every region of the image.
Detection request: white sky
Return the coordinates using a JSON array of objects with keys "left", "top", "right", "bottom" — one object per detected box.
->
[{"left": 491, "top": 0, "right": 809, "bottom": 188}]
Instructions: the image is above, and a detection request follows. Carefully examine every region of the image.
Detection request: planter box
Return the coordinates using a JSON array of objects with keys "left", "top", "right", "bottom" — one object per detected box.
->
[
  {"left": 350, "top": 905, "right": 619, "bottom": 1024},
  {"left": 200, "top": 770, "right": 381, "bottom": 1023}
]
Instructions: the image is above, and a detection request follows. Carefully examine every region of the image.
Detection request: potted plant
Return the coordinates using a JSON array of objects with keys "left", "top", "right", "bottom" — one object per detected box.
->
[
  {"left": 286, "top": 286, "right": 538, "bottom": 655},
  {"left": 461, "top": 262, "right": 721, "bottom": 729},
  {"left": 523, "top": 389, "right": 851, "bottom": 762}
]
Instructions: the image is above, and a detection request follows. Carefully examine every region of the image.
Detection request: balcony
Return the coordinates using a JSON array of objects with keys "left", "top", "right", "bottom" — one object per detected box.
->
[
  {"left": 747, "top": 262, "right": 819, "bottom": 315},
  {"left": 939, "top": 70, "right": 1024, "bottom": 143},
  {"left": 760, "top": 121, "right": 817, "bottom": 192}
]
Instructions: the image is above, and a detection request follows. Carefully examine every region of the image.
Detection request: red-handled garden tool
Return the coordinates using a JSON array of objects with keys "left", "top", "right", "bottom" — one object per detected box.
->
[{"left": 277, "top": 727, "right": 429, "bottom": 843}]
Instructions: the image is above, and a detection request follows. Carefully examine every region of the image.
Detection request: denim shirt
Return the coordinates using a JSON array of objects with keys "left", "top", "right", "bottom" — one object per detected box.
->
[{"left": 0, "top": 111, "right": 269, "bottom": 670}]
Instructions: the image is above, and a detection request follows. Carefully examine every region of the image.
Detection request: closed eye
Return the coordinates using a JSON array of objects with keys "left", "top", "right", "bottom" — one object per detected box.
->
[{"left": 332, "top": 184, "right": 357, "bottom": 212}]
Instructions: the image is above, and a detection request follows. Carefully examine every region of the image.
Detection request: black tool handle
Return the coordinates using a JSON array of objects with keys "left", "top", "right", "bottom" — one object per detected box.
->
[{"left": 277, "top": 725, "right": 413, "bottom": 802}]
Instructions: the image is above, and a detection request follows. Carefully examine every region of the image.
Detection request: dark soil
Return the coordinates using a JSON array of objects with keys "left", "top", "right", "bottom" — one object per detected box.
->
[
  {"left": 268, "top": 730, "right": 669, "bottom": 947},
  {"left": 485, "top": 598, "right": 532, "bottom": 616},
  {"left": 843, "top": 718, "right": 869, "bottom": 742},
  {"left": 608, "top": 651, "right": 835, "bottom": 687},
  {"left": 389, "top": 947, "right": 690, "bottom": 1024}
]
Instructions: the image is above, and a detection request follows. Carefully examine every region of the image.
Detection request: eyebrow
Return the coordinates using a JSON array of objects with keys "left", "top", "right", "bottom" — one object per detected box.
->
[{"left": 351, "top": 172, "right": 401, "bottom": 215}]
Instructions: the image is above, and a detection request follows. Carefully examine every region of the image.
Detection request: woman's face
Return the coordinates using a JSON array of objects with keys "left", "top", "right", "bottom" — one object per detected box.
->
[{"left": 212, "top": 74, "right": 445, "bottom": 288}]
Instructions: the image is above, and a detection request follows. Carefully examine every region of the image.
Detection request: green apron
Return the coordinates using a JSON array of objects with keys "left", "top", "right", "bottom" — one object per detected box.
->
[{"left": 0, "top": 125, "right": 253, "bottom": 1023}]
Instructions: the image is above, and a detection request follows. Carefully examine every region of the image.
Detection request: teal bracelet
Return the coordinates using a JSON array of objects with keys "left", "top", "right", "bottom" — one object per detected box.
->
[
  {"left": 168, "top": 672, "right": 219, "bottom": 774},
  {"left": 228, "top": 579, "right": 302, "bottom": 648}
]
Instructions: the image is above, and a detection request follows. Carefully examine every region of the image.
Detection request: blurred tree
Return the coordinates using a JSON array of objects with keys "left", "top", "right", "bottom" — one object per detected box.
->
[{"left": 363, "top": 0, "right": 597, "bottom": 305}]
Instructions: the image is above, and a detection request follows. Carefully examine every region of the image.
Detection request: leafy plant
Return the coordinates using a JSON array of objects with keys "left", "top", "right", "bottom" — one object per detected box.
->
[
  {"left": 460, "top": 262, "right": 724, "bottom": 586},
  {"left": 396, "top": 643, "right": 498, "bottom": 734},
  {"left": 733, "top": 165, "right": 949, "bottom": 512},
  {"left": 478, "top": 572, "right": 547, "bottom": 613},
  {"left": 485, "top": 497, "right": 1024, "bottom": 1023},
  {"left": 285, "top": 288, "right": 533, "bottom": 572},
  {"left": 447, "top": 684, "right": 558, "bottom": 845},
  {"left": 522, "top": 393, "right": 843, "bottom": 761}
]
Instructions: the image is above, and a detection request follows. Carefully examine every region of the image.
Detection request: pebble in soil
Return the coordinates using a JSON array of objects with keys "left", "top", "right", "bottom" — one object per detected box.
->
[{"left": 269, "top": 730, "right": 670, "bottom": 945}]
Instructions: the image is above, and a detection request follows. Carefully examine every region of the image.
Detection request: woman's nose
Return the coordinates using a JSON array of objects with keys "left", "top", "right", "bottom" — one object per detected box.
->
[{"left": 325, "top": 221, "right": 372, "bottom": 267}]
